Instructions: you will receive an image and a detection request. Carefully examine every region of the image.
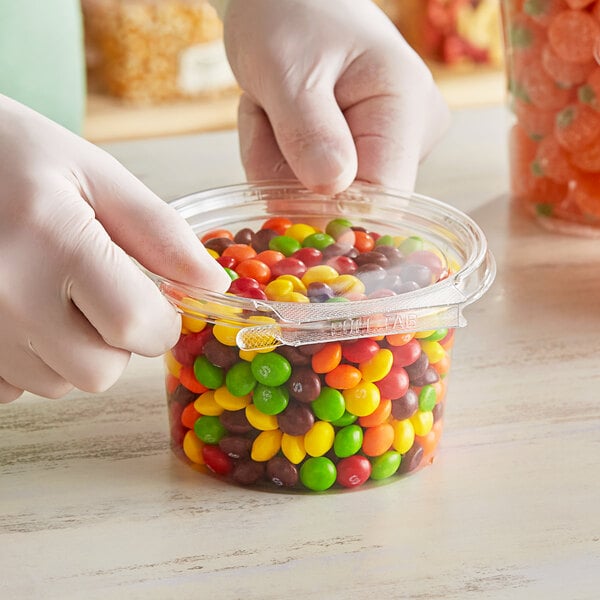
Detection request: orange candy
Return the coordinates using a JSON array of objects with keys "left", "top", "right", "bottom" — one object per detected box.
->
[
  {"left": 255, "top": 250, "right": 286, "bottom": 268},
  {"left": 541, "top": 43, "right": 595, "bottom": 87},
  {"left": 578, "top": 68, "right": 600, "bottom": 112},
  {"left": 520, "top": 57, "right": 573, "bottom": 110},
  {"left": 353, "top": 230, "right": 375, "bottom": 253},
  {"left": 514, "top": 100, "right": 556, "bottom": 140},
  {"left": 200, "top": 229, "right": 233, "bottom": 243},
  {"left": 179, "top": 365, "right": 208, "bottom": 394},
  {"left": 362, "top": 423, "right": 395, "bottom": 457},
  {"left": 221, "top": 244, "right": 258, "bottom": 265},
  {"left": 181, "top": 402, "right": 201, "bottom": 430},
  {"left": 261, "top": 217, "right": 292, "bottom": 235},
  {"left": 555, "top": 103, "right": 600, "bottom": 152},
  {"left": 235, "top": 259, "right": 271, "bottom": 283},
  {"left": 324, "top": 364, "right": 362, "bottom": 390},
  {"left": 570, "top": 141, "right": 600, "bottom": 173},
  {"left": 311, "top": 342, "right": 343, "bottom": 374},
  {"left": 548, "top": 10, "right": 600, "bottom": 64},
  {"left": 358, "top": 399, "right": 392, "bottom": 428},
  {"left": 571, "top": 173, "right": 600, "bottom": 217},
  {"left": 386, "top": 332, "right": 415, "bottom": 347},
  {"left": 534, "top": 134, "right": 580, "bottom": 183}
]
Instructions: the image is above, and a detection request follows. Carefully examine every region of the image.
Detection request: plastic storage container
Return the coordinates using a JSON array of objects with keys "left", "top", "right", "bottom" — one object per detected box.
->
[
  {"left": 503, "top": 0, "right": 600, "bottom": 235},
  {"left": 149, "top": 182, "right": 495, "bottom": 492}
]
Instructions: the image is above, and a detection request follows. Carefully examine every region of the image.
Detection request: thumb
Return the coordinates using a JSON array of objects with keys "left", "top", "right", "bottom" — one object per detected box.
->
[
  {"left": 75, "top": 145, "right": 231, "bottom": 292},
  {"left": 262, "top": 87, "right": 358, "bottom": 195}
]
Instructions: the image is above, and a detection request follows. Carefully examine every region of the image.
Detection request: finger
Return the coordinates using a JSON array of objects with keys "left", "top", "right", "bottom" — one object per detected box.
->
[
  {"left": 0, "top": 376, "right": 24, "bottom": 404},
  {"left": 74, "top": 145, "right": 231, "bottom": 292},
  {"left": 0, "top": 346, "right": 73, "bottom": 399},
  {"left": 238, "top": 93, "right": 296, "bottom": 181},
  {"left": 261, "top": 86, "right": 358, "bottom": 195},
  {"left": 337, "top": 50, "right": 450, "bottom": 191},
  {"left": 62, "top": 207, "right": 183, "bottom": 358},
  {"left": 30, "top": 296, "right": 133, "bottom": 393}
]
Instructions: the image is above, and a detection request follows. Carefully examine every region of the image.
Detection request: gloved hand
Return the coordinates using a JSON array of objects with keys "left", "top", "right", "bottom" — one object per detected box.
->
[
  {"left": 0, "top": 95, "right": 230, "bottom": 403},
  {"left": 223, "top": 0, "right": 450, "bottom": 195}
]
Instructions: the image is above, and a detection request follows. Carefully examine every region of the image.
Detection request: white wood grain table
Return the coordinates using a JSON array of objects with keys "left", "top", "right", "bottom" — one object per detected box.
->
[{"left": 2, "top": 106, "right": 599, "bottom": 600}]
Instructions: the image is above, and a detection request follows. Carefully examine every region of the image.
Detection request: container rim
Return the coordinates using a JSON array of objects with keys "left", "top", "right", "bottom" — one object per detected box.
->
[{"left": 146, "top": 180, "right": 496, "bottom": 348}]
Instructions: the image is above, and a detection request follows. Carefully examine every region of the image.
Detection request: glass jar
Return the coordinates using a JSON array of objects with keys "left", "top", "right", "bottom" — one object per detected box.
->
[
  {"left": 503, "top": 0, "right": 600, "bottom": 234},
  {"left": 145, "top": 182, "right": 495, "bottom": 492}
]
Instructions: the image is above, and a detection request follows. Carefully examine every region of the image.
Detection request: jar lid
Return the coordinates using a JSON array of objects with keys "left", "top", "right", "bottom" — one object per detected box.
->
[{"left": 147, "top": 181, "right": 496, "bottom": 350}]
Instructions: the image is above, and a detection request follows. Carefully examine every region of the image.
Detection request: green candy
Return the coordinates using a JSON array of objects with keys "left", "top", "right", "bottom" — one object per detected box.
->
[
  {"left": 299, "top": 457, "right": 337, "bottom": 491},
  {"left": 302, "top": 232, "right": 335, "bottom": 250},
  {"left": 225, "top": 361, "right": 257, "bottom": 397},
  {"left": 194, "top": 415, "right": 226, "bottom": 444},
  {"left": 418, "top": 385, "right": 437, "bottom": 412},
  {"left": 252, "top": 384, "right": 289, "bottom": 415},
  {"left": 330, "top": 410, "right": 358, "bottom": 427},
  {"left": 375, "top": 234, "right": 395, "bottom": 247},
  {"left": 325, "top": 217, "right": 353, "bottom": 240},
  {"left": 423, "top": 328, "right": 448, "bottom": 342},
  {"left": 370, "top": 451, "right": 402, "bottom": 480},
  {"left": 311, "top": 386, "right": 345, "bottom": 422},
  {"left": 399, "top": 236, "right": 424, "bottom": 255},
  {"left": 269, "top": 235, "right": 302, "bottom": 256},
  {"left": 251, "top": 353, "right": 292, "bottom": 386},
  {"left": 333, "top": 424, "right": 363, "bottom": 458},
  {"left": 193, "top": 356, "right": 224, "bottom": 389}
]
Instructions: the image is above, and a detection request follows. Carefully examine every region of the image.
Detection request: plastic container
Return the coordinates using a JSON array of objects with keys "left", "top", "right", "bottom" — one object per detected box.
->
[
  {"left": 502, "top": 0, "right": 600, "bottom": 235},
  {"left": 148, "top": 182, "right": 495, "bottom": 492}
]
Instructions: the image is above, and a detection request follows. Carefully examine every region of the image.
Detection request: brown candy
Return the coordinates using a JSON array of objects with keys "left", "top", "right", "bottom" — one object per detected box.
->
[
  {"left": 287, "top": 367, "right": 321, "bottom": 403},
  {"left": 219, "top": 409, "right": 253, "bottom": 434},
  {"left": 266, "top": 456, "right": 299, "bottom": 487},
  {"left": 203, "top": 338, "right": 239, "bottom": 370},
  {"left": 391, "top": 389, "right": 419, "bottom": 420},
  {"left": 232, "top": 460, "right": 266, "bottom": 486},
  {"left": 219, "top": 436, "right": 253, "bottom": 460},
  {"left": 277, "top": 401, "right": 315, "bottom": 436}
]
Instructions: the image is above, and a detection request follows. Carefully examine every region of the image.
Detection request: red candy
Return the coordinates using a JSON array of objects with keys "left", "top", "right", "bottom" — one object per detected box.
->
[{"left": 336, "top": 455, "right": 372, "bottom": 488}]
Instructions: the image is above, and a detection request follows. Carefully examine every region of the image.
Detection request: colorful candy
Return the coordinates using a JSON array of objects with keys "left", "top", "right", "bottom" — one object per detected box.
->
[
  {"left": 504, "top": 0, "right": 600, "bottom": 224},
  {"left": 166, "top": 216, "right": 453, "bottom": 491}
]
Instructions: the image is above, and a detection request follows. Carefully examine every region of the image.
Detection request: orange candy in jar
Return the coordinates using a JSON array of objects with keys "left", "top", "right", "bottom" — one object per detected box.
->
[{"left": 503, "top": 0, "right": 600, "bottom": 233}]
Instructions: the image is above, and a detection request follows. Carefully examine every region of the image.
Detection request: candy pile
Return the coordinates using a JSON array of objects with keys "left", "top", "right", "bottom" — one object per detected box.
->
[
  {"left": 165, "top": 217, "right": 453, "bottom": 491},
  {"left": 504, "top": 0, "right": 600, "bottom": 225}
]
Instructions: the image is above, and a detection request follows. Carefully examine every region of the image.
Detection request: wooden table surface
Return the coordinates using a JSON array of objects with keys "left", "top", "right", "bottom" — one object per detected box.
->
[{"left": 2, "top": 106, "right": 599, "bottom": 599}]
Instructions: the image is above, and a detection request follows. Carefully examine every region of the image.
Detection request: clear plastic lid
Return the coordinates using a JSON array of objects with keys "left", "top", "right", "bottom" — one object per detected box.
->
[{"left": 147, "top": 181, "right": 496, "bottom": 350}]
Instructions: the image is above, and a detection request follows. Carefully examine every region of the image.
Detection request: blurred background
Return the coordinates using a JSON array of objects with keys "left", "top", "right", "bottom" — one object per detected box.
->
[{"left": 0, "top": 0, "right": 506, "bottom": 142}]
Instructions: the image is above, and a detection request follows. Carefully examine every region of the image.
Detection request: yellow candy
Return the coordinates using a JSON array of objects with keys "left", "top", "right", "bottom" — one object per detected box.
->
[
  {"left": 279, "top": 291, "right": 310, "bottom": 303},
  {"left": 410, "top": 410, "right": 434, "bottom": 437},
  {"left": 414, "top": 330, "right": 435, "bottom": 339},
  {"left": 182, "top": 430, "right": 205, "bottom": 464},
  {"left": 329, "top": 274, "right": 365, "bottom": 296},
  {"left": 277, "top": 275, "right": 307, "bottom": 294},
  {"left": 302, "top": 265, "right": 339, "bottom": 286},
  {"left": 239, "top": 349, "right": 258, "bottom": 362},
  {"left": 245, "top": 404, "right": 279, "bottom": 431},
  {"left": 242, "top": 315, "right": 281, "bottom": 352},
  {"left": 304, "top": 421, "right": 335, "bottom": 457},
  {"left": 194, "top": 390, "right": 223, "bottom": 416},
  {"left": 343, "top": 381, "right": 381, "bottom": 417},
  {"left": 181, "top": 314, "right": 207, "bottom": 333},
  {"left": 359, "top": 349, "right": 393, "bottom": 382},
  {"left": 419, "top": 340, "right": 446, "bottom": 365},
  {"left": 281, "top": 434, "right": 306, "bottom": 464},
  {"left": 206, "top": 248, "right": 219, "bottom": 259},
  {"left": 265, "top": 279, "right": 294, "bottom": 299},
  {"left": 214, "top": 386, "right": 251, "bottom": 411},
  {"left": 251, "top": 429, "right": 283, "bottom": 462},
  {"left": 285, "top": 223, "right": 316, "bottom": 242},
  {"left": 213, "top": 320, "right": 241, "bottom": 346},
  {"left": 392, "top": 419, "right": 415, "bottom": 454},
  {"left": 165, "top": 351, "right": 183, "bottom": 378}
]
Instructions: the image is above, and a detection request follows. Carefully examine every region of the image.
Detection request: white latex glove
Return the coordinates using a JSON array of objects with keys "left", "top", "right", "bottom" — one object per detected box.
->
[
  {"left": 223, "top": 0, "right": 450, "bottom": 194},
  {"left": 0, "top": 95, "right": 230, "bottom": 403}
]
